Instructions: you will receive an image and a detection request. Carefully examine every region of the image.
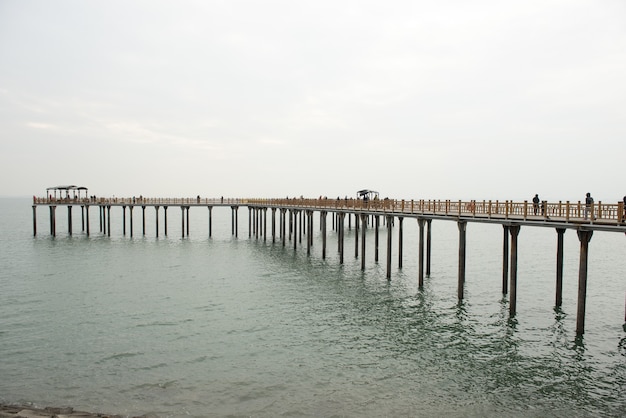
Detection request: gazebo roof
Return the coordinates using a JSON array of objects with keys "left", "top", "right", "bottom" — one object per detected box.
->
[{"left": 46, "top": 185, "right": 88, "bottom": 191}]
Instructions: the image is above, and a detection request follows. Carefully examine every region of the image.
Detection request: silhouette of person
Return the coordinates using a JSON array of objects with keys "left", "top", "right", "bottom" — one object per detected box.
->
[{"left": 532, "top": 194, "right": 540, "bottom": 215}]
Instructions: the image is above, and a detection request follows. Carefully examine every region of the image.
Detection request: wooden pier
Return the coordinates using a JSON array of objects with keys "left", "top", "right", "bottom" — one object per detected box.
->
[{"left": 32, "top": 195, "right": 626, "bottom": 336}]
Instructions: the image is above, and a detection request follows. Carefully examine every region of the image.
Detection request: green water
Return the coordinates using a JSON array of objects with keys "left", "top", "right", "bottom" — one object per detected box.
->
[{"left": 1, "top": 198, "right": 624, "bottom": 417}]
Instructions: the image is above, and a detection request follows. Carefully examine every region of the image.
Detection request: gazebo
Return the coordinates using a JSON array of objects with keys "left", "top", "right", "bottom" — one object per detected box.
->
[
  {"left": 356, "top": 189, "right": 379, "bottom": 201},
  {"left": 46, "top": 185, "right": 88, "bottom": 201}
]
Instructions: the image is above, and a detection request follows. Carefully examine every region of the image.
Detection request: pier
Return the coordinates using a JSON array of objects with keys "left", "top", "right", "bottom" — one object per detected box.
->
[{"left": 32, "top": 193, "right": 626, "bottom": 336}]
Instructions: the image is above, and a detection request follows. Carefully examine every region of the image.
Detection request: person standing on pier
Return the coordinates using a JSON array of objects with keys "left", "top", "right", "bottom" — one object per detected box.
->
[
  {"left": 532, "top": 194, "right": 540, "bottom": 215},
  {"left": 584, "top": 192, "right": 594, "bottom": 220}
]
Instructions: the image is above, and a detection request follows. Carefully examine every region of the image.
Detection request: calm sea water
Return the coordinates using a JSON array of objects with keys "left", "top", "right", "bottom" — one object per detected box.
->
[{"left": 0, "top": 197, "right": 624, "bottom": 417}]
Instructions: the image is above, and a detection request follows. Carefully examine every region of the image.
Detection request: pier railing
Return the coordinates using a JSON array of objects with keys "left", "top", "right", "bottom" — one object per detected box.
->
[{"left": 34, "top": 196, "right": 626, "bottom": 225}]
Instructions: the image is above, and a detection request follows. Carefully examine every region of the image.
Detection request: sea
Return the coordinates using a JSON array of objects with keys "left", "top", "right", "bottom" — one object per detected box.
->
[{"left": 0, "top": 197, "right": 624, "bottom": 418}]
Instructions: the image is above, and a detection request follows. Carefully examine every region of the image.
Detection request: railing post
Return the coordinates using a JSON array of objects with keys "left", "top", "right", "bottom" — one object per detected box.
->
[{"left": 523, "top": 200, "right": 528, "bottom": 220}]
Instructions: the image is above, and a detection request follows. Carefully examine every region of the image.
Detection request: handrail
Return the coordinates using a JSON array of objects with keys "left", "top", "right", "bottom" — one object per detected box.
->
[{"left": 33, "top": 196, "right": 626, "bottom": 225}]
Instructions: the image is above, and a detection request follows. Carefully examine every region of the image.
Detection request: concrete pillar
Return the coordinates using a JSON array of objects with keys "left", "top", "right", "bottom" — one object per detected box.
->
[
  {"left": 502, "top": 225, "right": 509, "bottom": 294},
  {"left": 129, "top": 206, "right": 134, "bottom": 238},
  {"left": 321, "top": 211, "right": 327, "bottom": 259},
  {"left": 181, "top": 206, "right": 185, "bottom": 238},
  {"left": 576, "top": 229, "right": 593, "bottom": 335},
  {"left": 50, "top": 205, "right": 56, "bottom": 237},
  {"left": 142, "top": 206, "right": 146, "bottom": 236},
  {"left": 186, "top": 206, "right": 190, "bottom": 236},
  {"left": 361, "top": 213, "right": 367, "bottom": 270},
  {"left": 164, "top": 206, "right": 168, "bottom": 236},
  {"left": 458, "top": 221, "right": 467, "bottom": 300},
  {"left": 339, "top": 213, "right": 345, "bottom": 264},
  {"left": 271, "top": 208, "right": 276, "bottom": 243},
  {"left": 122, "top": 206, "right": 127, "bottom": 236},
  {"left": 123, "top": 206, "right": 130, "bottom": 237},
  {"left": 418, "top": 218, "right": 425, "bottom": 288},
  {"left": 68, "top": 206, "right": 72, "bottom": 236},
  {"left": 509, "top": 225, "right": 521, "bottom": 316},
  {"left": 556, "top": 228, "right": 566, "bottom": 307},
  {"left": 155, "top": 206, "right": 160, "bottom": 237},
  {"left": 208, "top": 206, "right": 213, "bottom": 238},
  {"left": 386, "top": 215, "right": 393, "bottom": 280},
  {"left": 85, "top": 205, "right": 90, "bottom": 236},
  {"left": 355, "top": 212, "right": 359, "bottom": 258},
  {"left": 107, "top": 205, "right": 111, "bottom": 237},
  {"left": 375, "top": 215, "right": 380, "bottom": 262},
  {"left": 32, "top": 205, "right": 37, "bottom": 236},
  {"left": 398, "top": 217, "right": 404, "bottom": 268}
]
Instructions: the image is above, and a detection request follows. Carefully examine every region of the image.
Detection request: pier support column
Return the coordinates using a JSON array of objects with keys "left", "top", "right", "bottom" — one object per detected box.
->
[
  {"left": 458, "top": 221, "right": 467, "bottom": 300},
  {"left": 293, "top": 210, "right": 299, "bottom": 250},
  {"left": 263, "top": 208, "right": 268, "bottom": 242},
  {"left": 375, "top": 215, "right": 380, "bottom": 262},
  {"left": 418, "top": 218, "right": 425, "bottom": 288},
  {"left": 321, "top": 211, "right": 327, "bottom": 259},
  {"left": 509, "top": 225, "right": 521, "bottom": 316},
  {"left": 142, "top": 206, "right": 146, "bottom": 236},
  {"left": 181, "top": 206, "right": 185, "bottom": 238},
  {"left": 248, "top": 207, "right": 253, "bottom": 238},
  {"left": 68, "top": 206, "right": 72, "bottom": 236},
  {"left": 208, "top": 206, "right": 213, "bottom": 238},
  {"left": 32, "top": 205, "right": 37, "bottom": 236},
  {"left": 155, "top": 206, "right": 160, "bottom": 237},
  {"left": 556, "top": 228, "right": 566, "bottom": 307},
  {"left": 576, "top": 229, "right": 593, "bottom": 335},
  {"left": 186, "top": 206, "right": 190, "bottom": 236},
  {"left": 271, "top": 208, "right": 276, "bottom": 243},
  {"left": 81, "top": 206, "right": 85, "bottom": 232},
  {"left": 306, "top": 211, "right": 312, "bottom": 256},
  {"left": 85, "top": 205, "right": 90, "bottom": 236},
  {"left": 122, "top": 206, "right": 127, "bottom": 236},
  {"left": 129, "top": 206, "right": 134, "bottom": 237},
  {"left": 50, "top": 205, "right": 56, "bottom": 237},
  {"left": 164, "top": 206, "right": 168, "bottom": 236},
  {"left": 339, "top": 212, "right": 345, "bottom": 264},
  {"left": 361, "top": 213, "right": 367, "bottom": 270},
  {"left": 426, "top": 219, "right": 432, "bottom": 277},
  {"left": 107, "top": 206, "right": 111, "bottom": 237},
  {"left": 99, "top": 205, "right": 103, "bottom": 233},
  {"left": 355, "top": 212, "right": 359, "bottom": 258},
  {"left": 308, "top": 210, "right": 313, "bottom": 248},
  {"left": 281, "top": 208, "right": 287, "bottom": 247},
  {"left": 502, "top": 225, "right": 509, "bottom": 294},
  {"left": 386, "top": 215, "right": 393, "bottom": 280},
  {"left": 231, "top": 206, "right": 239, "bottom": 237},
  {"left": 398, "top": 217, "right": 404, "bottom": 268}
]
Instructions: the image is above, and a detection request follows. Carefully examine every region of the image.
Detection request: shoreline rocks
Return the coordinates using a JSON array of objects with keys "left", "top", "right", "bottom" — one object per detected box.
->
[{"left": 0, "top": 404, "right": 158, "bottom": 418}]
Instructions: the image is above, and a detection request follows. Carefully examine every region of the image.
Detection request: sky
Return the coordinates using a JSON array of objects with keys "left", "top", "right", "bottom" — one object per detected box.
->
[{"left": 1, "top": 0, "right": 625, "bottom": 203}]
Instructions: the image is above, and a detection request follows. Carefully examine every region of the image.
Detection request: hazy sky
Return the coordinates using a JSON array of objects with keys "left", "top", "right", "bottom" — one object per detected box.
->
[{"left": 1, "top": 0, "right": 624, "bottom": 202}]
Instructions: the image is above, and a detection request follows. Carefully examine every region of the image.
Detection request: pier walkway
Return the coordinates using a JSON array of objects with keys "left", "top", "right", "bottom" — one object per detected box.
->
[{"left": 31, "top": 195, "right": 626, "bottom": 336}]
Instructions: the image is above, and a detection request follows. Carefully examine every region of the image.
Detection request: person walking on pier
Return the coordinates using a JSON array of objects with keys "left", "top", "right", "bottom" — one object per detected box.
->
[
  {"left": 532, "top": 194, "right": 540, "bottom": 215},
  {"left": 584, "top": 192, "right": 594, "bottom": 220}
]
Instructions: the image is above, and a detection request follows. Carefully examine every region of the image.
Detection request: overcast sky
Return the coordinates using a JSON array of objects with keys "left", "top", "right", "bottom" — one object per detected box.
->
[{"left": 1, "top": 0, "right": 624, "bottom": 203}]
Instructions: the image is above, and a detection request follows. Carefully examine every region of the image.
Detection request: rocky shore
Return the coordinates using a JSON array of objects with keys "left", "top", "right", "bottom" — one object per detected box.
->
[{"left": 0, "top": 404, "right": 158, "bottom": 418}]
